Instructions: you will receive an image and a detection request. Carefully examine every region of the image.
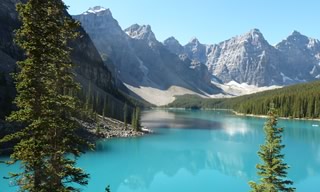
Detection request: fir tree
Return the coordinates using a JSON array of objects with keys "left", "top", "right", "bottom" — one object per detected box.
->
[
  {"left": 131, "top": 107, "right": 141, "bottom": 132},
  {"left": 249, "top": 107, "right": 295, "bottom": 192},
  {"left": 131, "top": 109, "right": 136, "bottom": 131},
  {"left": 102, "top": 95, "right": 109, "bottom": 118},
  {"left": 135, "top": 107, "right": 141, "bottom": 131},
  {"left": 123, "top": 103, "right": 128, "bottom": 129},
  {"left": 0, "top": 0, "right": 90, "bottom": 191},
  {"left": 105, "top": 185, "right": 111, "bottom": 192}
]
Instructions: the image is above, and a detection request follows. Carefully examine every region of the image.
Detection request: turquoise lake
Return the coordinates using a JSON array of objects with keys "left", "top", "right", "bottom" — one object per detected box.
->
[{"left": 1, "top": 109, "right": 320, "bottom": 191}]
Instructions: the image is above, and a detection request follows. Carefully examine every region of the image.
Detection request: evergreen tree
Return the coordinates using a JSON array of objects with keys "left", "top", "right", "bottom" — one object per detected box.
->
[
  {"left": 249, "top": 108, "right": 295, "bottom": 192},
  {"left": 135, "top": 107, "right": 141, "bottom": 131},
  {"left": 123, "top": 103, "right": 128, "bottom": 129},
  {"left": 131, "top": 107, "right": 141, "bottom": 132},
  {"left": 0, "top": 0, "right": 90, "bottom": 191},
  {"left": 0, "top": 72, "right": 6, "bottom": 86},
  {"left": 131, "top": 109, "right": 136, "bottom": 131},
  {"left": 102, "top": 95, "right": 108, "bottom": 118},
  {"left": 105, "top": 185, "right": 111, "bottom": 192},
  {"left": 86, "top": 81, "right": 92, "bottom": 113}
]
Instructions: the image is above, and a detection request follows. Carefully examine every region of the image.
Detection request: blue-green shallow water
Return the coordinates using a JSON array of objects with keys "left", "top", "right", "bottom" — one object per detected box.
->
[{"left": 1, "top": 109, "right": 320, "bottom": 191}]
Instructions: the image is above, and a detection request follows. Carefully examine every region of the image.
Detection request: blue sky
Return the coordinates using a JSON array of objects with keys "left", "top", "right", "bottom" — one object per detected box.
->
[{"left": 63, "top": 0, "right": 319, "bottom": 45}]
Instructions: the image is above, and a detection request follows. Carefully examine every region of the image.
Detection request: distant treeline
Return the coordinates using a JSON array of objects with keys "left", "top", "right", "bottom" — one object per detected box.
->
[
  {"left": 167, "top": 80, "right": 320, "bottom": 119},
  {"left": 77, "top": 80, "right": 150, "bottom": 123}
]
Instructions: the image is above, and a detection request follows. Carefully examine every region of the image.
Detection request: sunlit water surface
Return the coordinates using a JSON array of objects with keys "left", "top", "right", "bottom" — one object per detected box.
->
[{"left": 1, "top": 109, "right": 320, "bottom": 191}]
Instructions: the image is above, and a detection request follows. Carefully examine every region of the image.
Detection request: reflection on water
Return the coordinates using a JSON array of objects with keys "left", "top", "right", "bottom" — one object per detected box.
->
[
  {"left": 1, "top": 109, "right": 320, "bottom": 192},
  {"left": 142, "top": 110, "right": 224, "bottom": 130},
  {"left": 142, "top": 109, "right": 255, "bottom": 137}
]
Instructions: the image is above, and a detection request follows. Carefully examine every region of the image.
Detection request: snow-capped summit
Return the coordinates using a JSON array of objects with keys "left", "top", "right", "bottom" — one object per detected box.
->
[
  {"left": 124, "top": 24, "right": 157, "bottom": 43},
  {"left": 82, "top": 6, "right": 111, "bottom": 15}
]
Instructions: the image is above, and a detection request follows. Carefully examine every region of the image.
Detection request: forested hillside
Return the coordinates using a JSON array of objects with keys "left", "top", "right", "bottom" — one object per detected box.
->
[
  {"left": 0, "top": 0, "right": 145, "bottom": 122},
  {"left": 168, "top": 80, "right": 320, "bottom": 119}
]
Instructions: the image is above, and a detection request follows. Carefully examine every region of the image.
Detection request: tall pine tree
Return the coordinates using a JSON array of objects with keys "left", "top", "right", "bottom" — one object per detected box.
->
[
  {"left": 0, "top": 0, "right": 90, "bottom": 191},
  {"left": 249, "top": 107, "right": 295, "bottom": 192},
  {"left": 123, "top": 103, "right": 128, "bottom": 129}
]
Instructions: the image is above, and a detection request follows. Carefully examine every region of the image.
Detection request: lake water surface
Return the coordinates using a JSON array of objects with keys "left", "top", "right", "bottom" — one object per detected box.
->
[{"left": 1, "top": 109, "right": 320, "bottom": 191}]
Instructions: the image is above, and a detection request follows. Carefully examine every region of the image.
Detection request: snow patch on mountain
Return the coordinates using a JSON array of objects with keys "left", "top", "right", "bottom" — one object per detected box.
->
[
  {"left": 83, "top": 6, "right": 108, "bottom": 15},
  {"left": 124, "top": 84, "right": 205, "bottom": 106},
  {"left": 280, "top": 72, "right": 293, "bottom": 83},
  {"left": 211, "top": 80, "right": 281, "bottom": 97}
]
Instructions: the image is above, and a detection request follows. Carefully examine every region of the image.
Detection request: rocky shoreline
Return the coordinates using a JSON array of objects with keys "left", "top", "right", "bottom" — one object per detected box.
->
[
  {"left": 0, "top": 116, "right": 152, "bottom": 155},
  {"left": 77, "top": 115, "right": 152, "bottom": 140}
]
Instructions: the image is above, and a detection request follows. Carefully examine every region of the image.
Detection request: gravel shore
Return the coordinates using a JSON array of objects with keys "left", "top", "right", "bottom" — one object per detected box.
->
[{"left": 77, "top": 115, "right": 152, "bottom": 140}]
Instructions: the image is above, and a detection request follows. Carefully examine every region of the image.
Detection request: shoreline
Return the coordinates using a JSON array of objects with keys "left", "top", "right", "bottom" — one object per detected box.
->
[
  {"left": 0, "top": 117, "right": 153, "bottom": 155},
  {"left": 155, "top": 107, "right": 320, "bottom": 122},
  {"left": 77, "top": 115, "right": 153, "bottom": 140},
  {"left": 231, "top": 111, "right": 320, "bottom": 122}
]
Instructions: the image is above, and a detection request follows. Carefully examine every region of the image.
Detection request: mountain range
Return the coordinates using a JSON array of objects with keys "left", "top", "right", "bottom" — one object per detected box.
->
[
  {"left": 164, "top": 29, "right": 320, "bottom": 86},
  {"left": 1, "top": 3, "right": 320, "bottom": 109},
  {"left": 73, "top": 7, "right": 220, "bottom": 106},
  {"left": 73, "top": 6, "right": 320, "bottom": 105}
]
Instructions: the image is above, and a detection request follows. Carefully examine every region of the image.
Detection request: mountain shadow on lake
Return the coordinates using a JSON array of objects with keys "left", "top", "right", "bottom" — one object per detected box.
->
[{"left": 141, "top": 110, "right": 224, "bottom": 130}]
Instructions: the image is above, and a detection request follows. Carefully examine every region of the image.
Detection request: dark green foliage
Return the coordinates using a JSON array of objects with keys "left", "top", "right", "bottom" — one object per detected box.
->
[
  {"left": 131, "top": 109, "right": 136, "bottom": 131},
  {"left": 123, "top": 103, "right": 128, "bottom": 129},
  {"left": 105, "top": 185, "right": 111, "bottom": 192},
  {"left": 77, "top": 85, "right": 136, "bottom": 122},
  {"left": 249, "top": 108, "right": 295, "bottom": 192},
  {"left": 102, "top": 95, "right": 108, "bottom": 118},
  {"left": 135, "top": 107, "right": 141, "bottom": 131},
  {"left": 131, "top": 107, "right": 141, "bottom": 132},
  {"left": 0, "top": 74, "right": 12, "bottom": 119},
  {"left": 0, "top": 72, "right": 6, "bottom": 86},
  {"left": 0, "top": 0, "right": 90, "bottom": 191},
  {"left": 168, "top": 80, "right": 320, "bottom": 118}
]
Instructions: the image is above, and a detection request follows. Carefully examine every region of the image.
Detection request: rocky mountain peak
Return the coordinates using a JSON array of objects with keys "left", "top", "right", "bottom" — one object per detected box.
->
[
  {"left": 164, "top": 36, "right": 181, "bottom": 46},
  {"left": 277, "top": 31, "right": 320, "bottom": 51},
  {"left": 183, "top": 37, "right": 208, "bottom": 64},
  {"left": 283, "top": 30, "right": 311, "bottom": 46},
  {"left": 242, "top": 28, "right": 266, "bottom": 43},
  {"left": 163, "top": 37, "right": 184, "bottom": 55},
  {"left": 188, "top": 37, "right": 201, "bottom": 45},
  {"left": 82, "top": 6, "right": 111, "bottom": 16},
  {"left": 249, "top": 28, "right": 262, "bottom": 34},
  {"left": 291, "top": 30, "right": 302, "bottom": 36},
  {"left": 125, "top": 24, "right": 157, "bottom": 42}
]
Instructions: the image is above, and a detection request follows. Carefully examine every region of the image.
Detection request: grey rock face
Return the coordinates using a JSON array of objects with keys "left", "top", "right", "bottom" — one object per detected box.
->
[
  {"left": 125, "top": 24, "right": 157, "bottom": 44},
  {"left": 74, "top": 8, "right": 220, "bottom": 96},
  {"left": 165, "top": 29, "right": 320, "bottom": 86},
  {"left": 73, "top": 9, "right": 144, "bottom": 85},
  {"left": 276, "top": 31, "right": 320, "bottom": 81},
  {"left": 184, "top": 37, "right": 208, "bottom": 64},
  {"left": 206, "top": 29, "right": 283, "bottom": 86},
  {"left": 163, "top": 37, "right": 184, "bottom": 55},
  {"left": 0, "top": 0, "right": 120, "bottom": 118}
]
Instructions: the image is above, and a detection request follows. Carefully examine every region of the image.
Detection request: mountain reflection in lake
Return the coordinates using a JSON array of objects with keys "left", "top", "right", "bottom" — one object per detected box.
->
[
  {"left": 142, "top": 109, "right": 252, "bottom": 136},
  {"left": 1, "top": 109, "right": 320, "bottom": 192}
]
